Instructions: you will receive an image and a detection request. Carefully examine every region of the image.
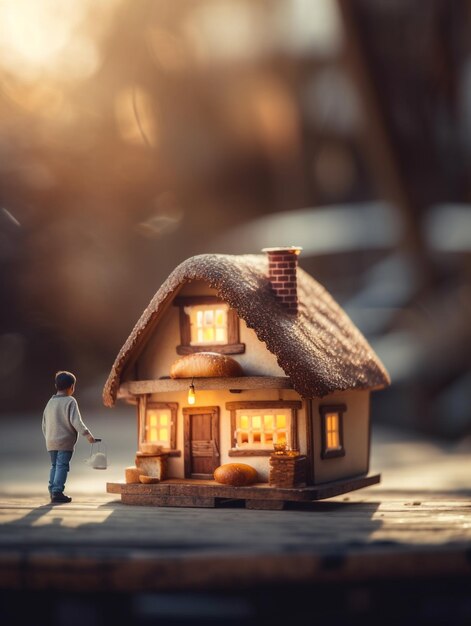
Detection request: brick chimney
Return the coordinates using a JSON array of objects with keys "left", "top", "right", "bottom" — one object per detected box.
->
[{"left": 262, "top": 246, "right": 302, "bottom": 314}]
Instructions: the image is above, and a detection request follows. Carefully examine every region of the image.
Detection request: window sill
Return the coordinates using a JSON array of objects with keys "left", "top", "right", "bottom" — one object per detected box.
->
[
  {"left": 229, "top": 449, "right": 273, "bottom": 457},
  {"left": 321, "top": 449, "right": 345, "bottom": 460},
  {"left": 177, "top": 343, "right": 245, "bottom": 355},
  {"left": 136, "top": 450, "right": 181, "bottom": 458}
]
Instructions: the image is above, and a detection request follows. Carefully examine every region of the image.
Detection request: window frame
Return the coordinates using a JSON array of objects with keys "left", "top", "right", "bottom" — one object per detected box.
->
[
  {"left": 319, "top": 404, "right": 346, "bottom": 459},
  {"left": 174, "top": 296, "right": 245, "bottom": 355},
  {"left": 227, "top": 400, "right": 302, "bottom": 457},
  {"left": 138, "top": 397, "right": 179, "bottom": 455}
]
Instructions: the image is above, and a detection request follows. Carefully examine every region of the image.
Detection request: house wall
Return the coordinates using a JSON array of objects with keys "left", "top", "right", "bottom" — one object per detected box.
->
[
  {"left": 135, "top": 281, "right": 286, "bottom": 381},
  {"left": 123, "top": 280, "right": 371, "bottom": 486},
  {"left": 145, "top": 388, "right": 305, "bottom": 482},
  {"left": 310, "top": 390, "right": 370, "bottom": 484},
  {"left": 132, "top": 388, "right": 371, "bottom": 484}
]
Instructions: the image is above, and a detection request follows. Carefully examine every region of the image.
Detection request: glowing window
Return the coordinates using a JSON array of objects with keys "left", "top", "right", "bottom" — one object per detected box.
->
[
  {"left": 320, "top": 404, "right": 346, "bottom": 459},
  {"left": 141, "top": 402, "right": 178, "bottom": 451},
  {"left": 175, "top": 296, "right": 244, "bottom": 355},
  {"left": 234, "top": 409, "right": 291, "bottom": 449},
  {"left": 145, "top": 409, "right": 171, "bottom": 446},
  {"left": 187, "top": 303, "right": 228, "bottom": 346},
  {"left": 325, "top": 413, "right": 340, "bottom": 449}
]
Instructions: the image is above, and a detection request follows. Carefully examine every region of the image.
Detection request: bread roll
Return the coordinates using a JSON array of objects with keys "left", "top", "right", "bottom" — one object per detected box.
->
[
  {"left": 139, "top": 475, "right": 160, "bottom": 484},
  {"left": 170, "top": 352, "right": 243, "bottom": 378},
  {"left": 213, "top": 463, "right": 258, "bottom": 486},
  {"left": 125, "top": 466, "right": 140, "bottom": 484}
]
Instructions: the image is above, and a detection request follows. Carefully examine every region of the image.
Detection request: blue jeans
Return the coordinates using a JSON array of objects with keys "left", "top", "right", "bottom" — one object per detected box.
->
[{"left": 48, "top": 450, "right": 73, "bottom": 495}]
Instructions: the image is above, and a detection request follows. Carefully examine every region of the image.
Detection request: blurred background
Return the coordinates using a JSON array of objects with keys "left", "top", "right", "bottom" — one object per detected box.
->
[{"left": 0, "top": 0, "right": 470, "bottom": 439}]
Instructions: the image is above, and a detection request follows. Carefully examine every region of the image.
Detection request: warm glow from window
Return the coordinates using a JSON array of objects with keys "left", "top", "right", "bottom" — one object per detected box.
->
[
  {"left": 240, "top": 415, "right": 249, "bottom": 429},
  {"left": 235, "top": 409, "right": 290, "bottom": 449},
  {"left": 325, "top": 412, "right": 340, "bottom": 450},
  {"left": 276, "top": 414, "right": 286, "bottom": 428},
  {"left": 145, "top": 409, "right": 172, "bottom": 446},
  {"left": 187, "top": 303, "right": 228, "bottom": 345}
]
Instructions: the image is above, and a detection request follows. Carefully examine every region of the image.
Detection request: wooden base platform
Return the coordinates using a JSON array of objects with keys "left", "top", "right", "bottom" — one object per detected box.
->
[{"left": 107, "top": 474, "right": 380, "bottom": 509}]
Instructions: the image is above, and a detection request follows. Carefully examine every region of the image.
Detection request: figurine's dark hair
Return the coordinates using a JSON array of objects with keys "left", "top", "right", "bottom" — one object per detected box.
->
[{"left": 55, "top": 371, "right": 76, "bottom": 391}]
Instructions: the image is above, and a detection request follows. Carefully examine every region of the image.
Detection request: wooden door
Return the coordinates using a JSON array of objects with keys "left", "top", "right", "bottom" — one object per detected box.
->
[{"left": 183, "top": 406, "right": 220, "bottom": 479}]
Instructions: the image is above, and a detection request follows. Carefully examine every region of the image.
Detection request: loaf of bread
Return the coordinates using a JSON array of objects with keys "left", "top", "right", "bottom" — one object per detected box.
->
[
  {"left": 135, "top": 455, "right": 162, "bottom": 478},
  {"left": 170, "top": 352, "right": 243, "bottom": 379},
  {"left": 125, "top": 466, "right": 140, "bottom": 484},
  {"left": 213, "top": 463, "right": 258, "bottom": 486},
  {"left": 139, "top": 475, "right": 160, "bottom": 484}
]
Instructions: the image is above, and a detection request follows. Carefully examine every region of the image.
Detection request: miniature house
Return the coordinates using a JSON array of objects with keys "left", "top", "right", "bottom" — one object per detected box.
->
[{"left": 104, "top": 247, "right": 390, "bottom": 508}]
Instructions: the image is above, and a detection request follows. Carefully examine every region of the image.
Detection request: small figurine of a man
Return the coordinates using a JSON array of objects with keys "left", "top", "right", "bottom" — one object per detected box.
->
[{"left": 42, "top": 370, "right": 96, "bottom": 504}]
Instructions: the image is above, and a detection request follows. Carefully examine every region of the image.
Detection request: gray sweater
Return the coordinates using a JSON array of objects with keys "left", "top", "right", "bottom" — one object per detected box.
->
[{"left": 42, "top": 394, "right": 93, "bottom": 451}]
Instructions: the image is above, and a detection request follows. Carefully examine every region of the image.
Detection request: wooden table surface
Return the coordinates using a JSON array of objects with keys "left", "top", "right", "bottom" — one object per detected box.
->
[
  {"left": 0, "top": 412, "right": 470, "bottom": 624},
  {"left": 1, "top": 488, "right": 470, "bottom": 592}
]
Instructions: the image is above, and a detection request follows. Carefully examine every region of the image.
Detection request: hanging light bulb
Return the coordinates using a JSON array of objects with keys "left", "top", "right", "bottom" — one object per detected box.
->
[{"left": 188, "top": 379, "right": 196, "bottom": 405}]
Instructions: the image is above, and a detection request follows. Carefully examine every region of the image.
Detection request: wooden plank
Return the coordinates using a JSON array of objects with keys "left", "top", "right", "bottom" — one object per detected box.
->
[
  {"left": 118, "top": 376, "right": 294, "bottom": 396},
  {"left": 176, "top": 343, "right": 246, "bottom": 355},
  {"left": 311, "top": 474, "right": 381, "bottom": 499},
  {"left": 227, "top": 308, "right": 240, "bottom": 345},
  {"left": 211, "top": 408, "right": 220, "bottom": 471},
  {"left": 179, "top": 305, "right": 192, "bottom": 346},
  {"left": 306, "top": 398, "right": 314, "bottom": 484},
  {"left": 106, "top": 474, "right": 381, "bottom": 503},
  {"left": 137, "top": 395, "right": 146, "bottom": 449},
  {"left": 109, "top": 482, "right": 165, "bottom": 495},
  {"left": 122, "top": 494, "right": 216, "bottom": 507},
  {"left": 191, "top": 441, "right": 213, "bottom": 457},
  {"left": 226, "top": 400, "right": 302, "bottom": 410},
  {"left": 183, "top": 411, "right": 191, "bottom": 478},
  {"left": 167, "top": 483, "right": 219, "bottom": 497},
  {"left": 291, "top": 408, "right": 298, "bottom": 450},
  {"left": 228, "top": 449, "right": 272, "bottom": 457},
  {"left": 106, "top": 482, "right": 124, "bottom": 494},
  {"left": 230, "top": 409, "right": 236, "bottom": 448},
  {"left": 2, "top": 483, "right": 471, "bottom": 595}
]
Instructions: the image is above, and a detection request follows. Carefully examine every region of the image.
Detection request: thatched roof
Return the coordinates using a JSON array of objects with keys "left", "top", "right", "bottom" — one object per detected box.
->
[{"left": 103, "top": 254, "right": 390, "bottom": 406}]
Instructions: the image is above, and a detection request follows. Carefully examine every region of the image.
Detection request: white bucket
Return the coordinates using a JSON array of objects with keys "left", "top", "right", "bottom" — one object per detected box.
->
[{"left": 86, "top": 440, "right": 108, "bottom": 470}]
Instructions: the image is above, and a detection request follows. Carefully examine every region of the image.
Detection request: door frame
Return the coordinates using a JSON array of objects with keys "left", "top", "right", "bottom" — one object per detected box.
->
[{"left": 183, "top": 406, "right": 220, "bottom": 478}]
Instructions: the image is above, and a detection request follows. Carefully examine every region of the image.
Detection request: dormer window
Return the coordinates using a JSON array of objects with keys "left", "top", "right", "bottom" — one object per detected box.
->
[
  {"left": 174, "top": 296, "right": 245, "bottom": 355},
  {"left": 189, "top": 304, "right": 228, "bottom": 345}
]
